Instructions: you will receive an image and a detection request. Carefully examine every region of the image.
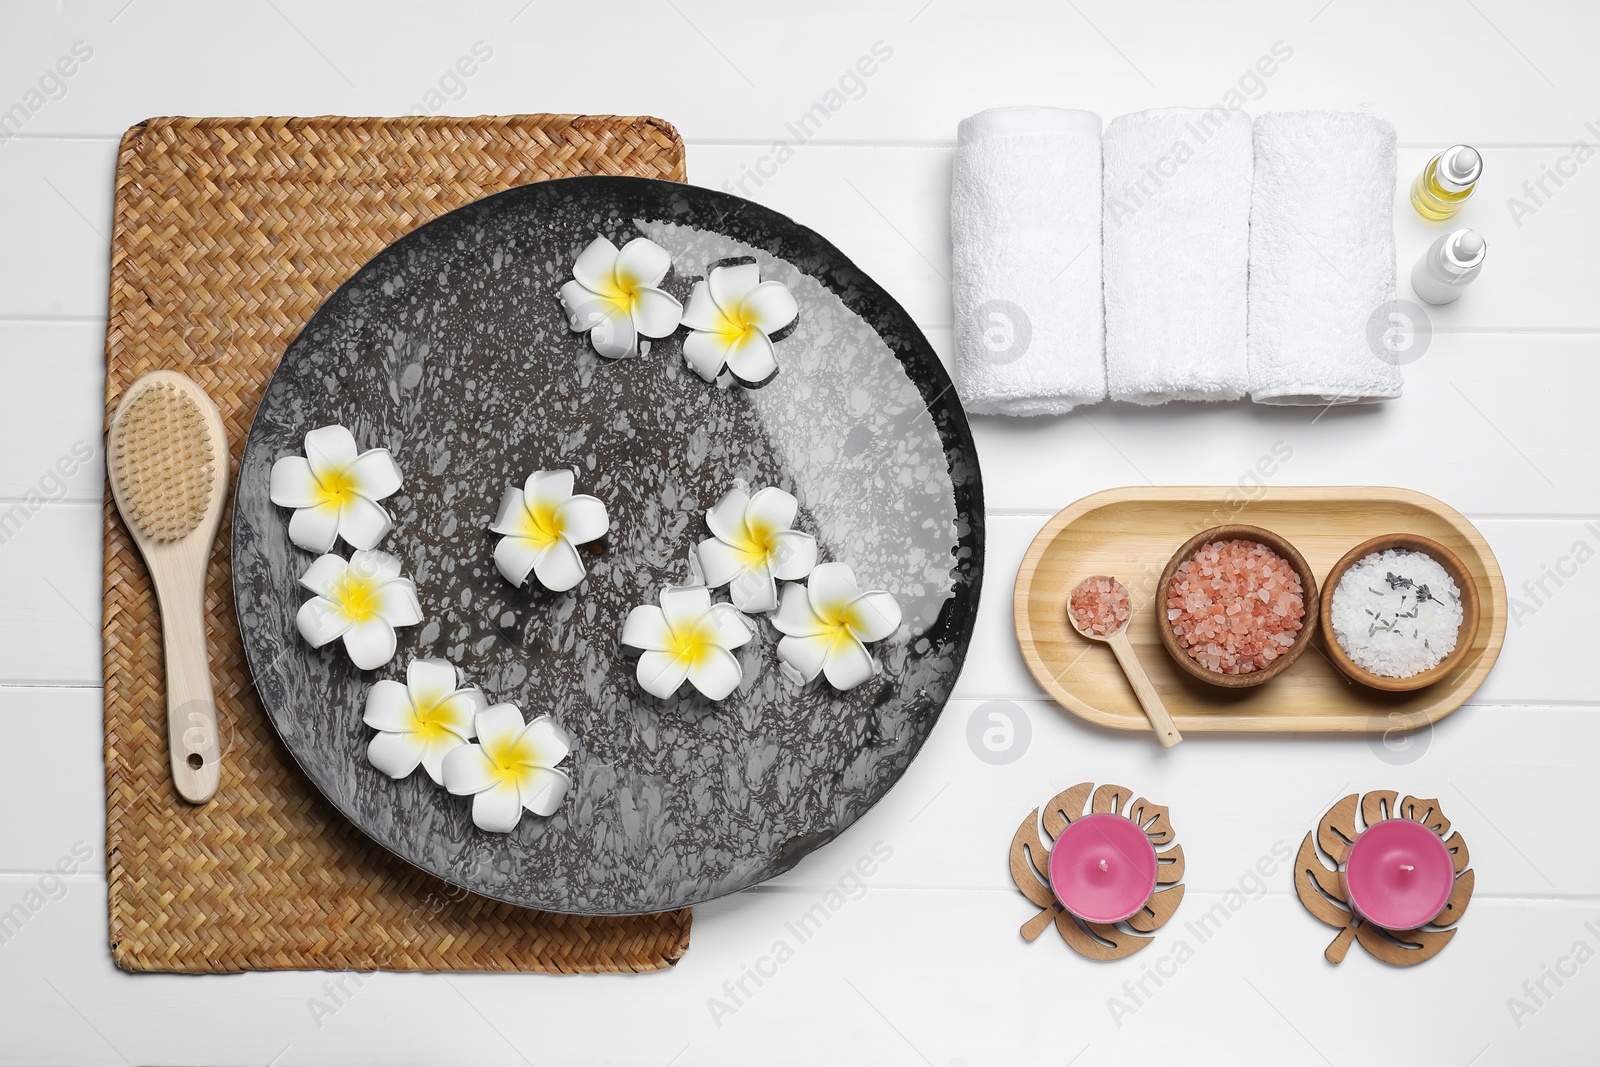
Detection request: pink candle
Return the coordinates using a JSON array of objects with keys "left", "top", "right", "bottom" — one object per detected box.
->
[
  {"left": 1048, "top": 812, "right": 1158, "bottom": 924},
  {"left": 1342, "top": 817, "right": 1455, "bottom": 930}
]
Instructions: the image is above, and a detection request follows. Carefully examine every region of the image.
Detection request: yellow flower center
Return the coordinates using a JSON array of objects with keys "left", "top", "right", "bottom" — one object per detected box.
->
[
  {"left": 408, "top": 694, "right": 454, "bottom": 742},
  {"left": 317, "top": 466, "right": 359, "bottom": 507},
  {"left": 823, "top": 617, "right": 857, "bottom": 646},
  {"left": 715, "top": 305, "right": 761, "bottom": 346},
  {"left": 329, "top": 570, "right": 380, "bottom": 623},
  {"left": 667, "top": 616, "right": 720, "bottom": 668},
  {"left": 482, "top": 732, "right": 541, "bottom": 788},
  {"left": 732, "top": 516, "right": 778, "bottom": 567},
  {"left": 817, "top": 600, "right": 869, "bottom": 645},
  {"left": 519, "top": 499, "right": 566, "bottom": 547},
  {"left": 599, "top": 267, "right": 646, "bottom": 315}
]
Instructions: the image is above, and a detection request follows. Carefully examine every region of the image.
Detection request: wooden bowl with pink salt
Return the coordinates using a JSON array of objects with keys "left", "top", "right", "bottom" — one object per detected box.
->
[{"left": 1156, "top": 525, "right": 1320, "bottom": 689}]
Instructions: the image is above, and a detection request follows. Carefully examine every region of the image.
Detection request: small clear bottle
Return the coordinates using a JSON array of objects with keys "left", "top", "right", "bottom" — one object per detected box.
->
[
  {"left": 1411, "top": 145, "right": 1482, "bottom": 220},
  {"left": 1411, "top": 229, "right": 1486, "bottom": 305}
]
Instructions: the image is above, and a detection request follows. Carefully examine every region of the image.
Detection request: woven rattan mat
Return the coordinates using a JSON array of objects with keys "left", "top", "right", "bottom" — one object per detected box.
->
[{"left": 103, "top": 115, "right": 691, "bottom": 973}]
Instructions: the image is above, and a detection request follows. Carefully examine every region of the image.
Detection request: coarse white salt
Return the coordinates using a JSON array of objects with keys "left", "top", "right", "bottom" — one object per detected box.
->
[{"left": 1329, "top": 548, "right": 1463, "bottom": 678}]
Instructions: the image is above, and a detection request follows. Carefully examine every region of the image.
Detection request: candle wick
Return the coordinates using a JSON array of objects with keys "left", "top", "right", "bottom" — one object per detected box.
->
[
  {"left": 1098, "top": 859, "right": 1108, "bottom": 872},
  {"left": 1400, "top": 864, "right": 1414, "bottom": 872}
]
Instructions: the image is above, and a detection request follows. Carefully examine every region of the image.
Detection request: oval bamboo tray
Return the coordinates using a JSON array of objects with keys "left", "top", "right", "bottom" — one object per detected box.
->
[{"left": 1013, "top": 487, "right": 1506, "bottom": 734}]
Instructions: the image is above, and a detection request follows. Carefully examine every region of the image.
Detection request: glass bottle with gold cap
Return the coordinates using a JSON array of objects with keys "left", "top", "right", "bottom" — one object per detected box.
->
[{"left": 1411, "top": 145, "right": 1482, "bottom": 220}]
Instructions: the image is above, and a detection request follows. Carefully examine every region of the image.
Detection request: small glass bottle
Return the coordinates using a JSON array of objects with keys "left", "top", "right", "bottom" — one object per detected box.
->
[
  {"left": 1411, "top": 229, "right": 1486, "bottom": 305},
  {"left": 1411, "top": 145, "right": 1482, "bottom": 220}
]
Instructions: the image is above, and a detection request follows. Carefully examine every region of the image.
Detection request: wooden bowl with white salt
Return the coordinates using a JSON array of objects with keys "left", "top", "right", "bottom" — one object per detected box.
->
[
  {"left": 1156, "top": 524, "right": 1320, "bottom": 689},
  {"left": 1319, "top": 533, "right": 1481, "bottom": 692}
]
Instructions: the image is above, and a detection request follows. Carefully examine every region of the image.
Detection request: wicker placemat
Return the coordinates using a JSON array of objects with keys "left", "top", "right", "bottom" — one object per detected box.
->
[{"left": 103, "top": 115, "right": 692, "bottom": 973}]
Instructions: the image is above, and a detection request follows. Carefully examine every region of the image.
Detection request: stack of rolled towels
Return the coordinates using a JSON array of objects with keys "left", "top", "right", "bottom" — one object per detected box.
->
[{"left": 951, "top": 107, "right": 1402, "bottom": 414}]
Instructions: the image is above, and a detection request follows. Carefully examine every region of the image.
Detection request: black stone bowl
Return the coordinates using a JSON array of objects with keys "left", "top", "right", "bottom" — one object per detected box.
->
[{"left": 233, "top": 176, "right": 983, "bottom": 915}]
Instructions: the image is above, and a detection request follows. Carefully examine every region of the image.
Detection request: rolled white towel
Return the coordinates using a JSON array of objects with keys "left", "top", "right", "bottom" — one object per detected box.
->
[
  {"left": 951, "top": 107, "right": 1105, "bottom": 416},
  {"left": 1247, "top": 111, "right": 1403, "bottom": 406},
  {"left": 1102, "top": 108, "right": 1252, "bottom": 404}
]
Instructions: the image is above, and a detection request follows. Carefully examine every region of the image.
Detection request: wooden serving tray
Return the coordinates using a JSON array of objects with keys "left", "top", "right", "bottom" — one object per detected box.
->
[{"left": 1014, "top": 487, "right": 1506, "bottom": 734}]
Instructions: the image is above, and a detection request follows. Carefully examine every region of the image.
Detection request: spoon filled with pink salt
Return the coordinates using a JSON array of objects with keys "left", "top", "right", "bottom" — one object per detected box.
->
[{"left": 1068, "top": 576, "right": 1182, "bottom": 747}]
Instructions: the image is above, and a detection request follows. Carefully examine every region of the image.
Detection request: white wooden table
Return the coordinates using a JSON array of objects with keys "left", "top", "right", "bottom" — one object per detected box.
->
[{"left": 2, "top": 1, "right": 1596, "bottom": 1063}]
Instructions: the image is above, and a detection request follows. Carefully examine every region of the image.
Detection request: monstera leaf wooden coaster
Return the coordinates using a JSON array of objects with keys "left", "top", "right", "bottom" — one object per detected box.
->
[
  {"left": 1009, "top": 782, "right": 1185, "bottom": 960},
  {"left": 1295, "top": 791, "right": 1474, "bottom": 966}
]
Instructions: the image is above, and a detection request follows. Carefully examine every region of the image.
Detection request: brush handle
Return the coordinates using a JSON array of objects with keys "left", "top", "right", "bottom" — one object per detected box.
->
[
  {"left": 1107, "top": 629, "right": 1182, "bottom": 748},
  {"left": 149, "top": 559, "right": 222, "bottom": 803}
]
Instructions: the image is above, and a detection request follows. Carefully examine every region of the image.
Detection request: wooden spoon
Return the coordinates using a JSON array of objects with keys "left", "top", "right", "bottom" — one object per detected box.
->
[{"left": 1068, "top": 576, "right": 1182, "bottom": 748}]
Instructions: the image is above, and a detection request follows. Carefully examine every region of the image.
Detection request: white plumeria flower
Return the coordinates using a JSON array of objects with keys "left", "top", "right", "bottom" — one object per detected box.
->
[
  {"left": 696, "top": 486, "right": 817, "bottom": 614},
  {"left": 295, "top": 549, "right": 423, "bottom": 671},
  {"left": 681, "top": 261, "right": 798, "bottom": 387},
  {"left": 772, "top": 562, "right": 902, "bottom": 690},
  {"left": 620, "top": 585, "right": 753, "bottom": 700},
  {"left": 442, "top": 703, "right": 572, "bottom": 833},
  {"left": 270, "top": 424, "right": 402, "bottom": 553},
  {"left": 363, "top": 658, "right": 486, "bottom": 786},
  {"left": 488, "top": 469, "right": 609, "bottom": 592},
  {"left": 558, "top": 235, "right": 684, "bottom": 360}
]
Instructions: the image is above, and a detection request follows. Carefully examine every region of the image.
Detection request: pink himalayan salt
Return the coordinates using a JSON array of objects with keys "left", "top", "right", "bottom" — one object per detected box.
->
[
  {"left": 1165, "top": 539, "right": 1304, "bottom": 675},
  {"left": 1070, "top": 575, "right": 1131, "bottom": 638}
]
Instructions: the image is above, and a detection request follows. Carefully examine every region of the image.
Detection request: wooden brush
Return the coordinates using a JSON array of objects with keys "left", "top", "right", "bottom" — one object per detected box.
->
[{"left": 107, "top": 371, "right": 229, "bottom": 804}]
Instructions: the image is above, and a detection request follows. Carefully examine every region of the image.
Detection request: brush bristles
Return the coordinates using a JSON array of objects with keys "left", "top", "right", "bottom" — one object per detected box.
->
[{"left": 110, "top": 381, "right": 217, "bottom": 542}]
